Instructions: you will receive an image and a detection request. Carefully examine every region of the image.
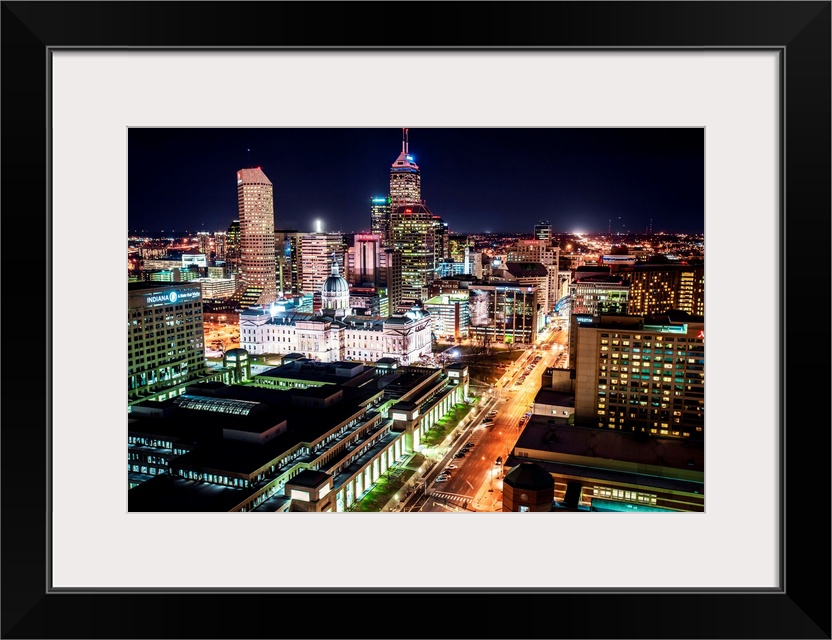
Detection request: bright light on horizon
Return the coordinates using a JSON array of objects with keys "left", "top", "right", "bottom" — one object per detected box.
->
[{"left": 315, "top": 219, "right": 322, "bottom": 233}]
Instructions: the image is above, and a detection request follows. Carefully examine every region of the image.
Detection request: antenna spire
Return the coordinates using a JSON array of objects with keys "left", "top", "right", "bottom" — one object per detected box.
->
[{"left": 405, "top": 128, "right": 409, "bottom": 154}]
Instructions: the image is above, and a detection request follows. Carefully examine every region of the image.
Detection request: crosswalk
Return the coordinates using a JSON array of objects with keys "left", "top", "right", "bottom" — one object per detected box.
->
[{"left": 431, "top": 491, "right": 473, "bottom": 505}]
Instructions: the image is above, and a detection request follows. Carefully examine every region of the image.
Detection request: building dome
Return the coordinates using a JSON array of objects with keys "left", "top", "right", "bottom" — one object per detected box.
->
[
  {"left": 323, "top": 274, "right": 349, "bottom": 294},
  {"left": 321, "top": 252, "right": 350, "bottom": 314}
]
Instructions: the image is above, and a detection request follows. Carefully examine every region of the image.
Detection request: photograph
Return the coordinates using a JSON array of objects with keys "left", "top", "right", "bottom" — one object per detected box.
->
[
  {"left": 127, "top": 127, "right": 706, "bottom": 515},
  {"left": 2, "top": 1, "right": 829, "bottom": 638}
]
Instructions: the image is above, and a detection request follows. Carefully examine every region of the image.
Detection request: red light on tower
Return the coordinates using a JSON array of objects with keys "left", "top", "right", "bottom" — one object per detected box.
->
[{"left": 404, "top": 208, "right": 412, "bottom": 214}]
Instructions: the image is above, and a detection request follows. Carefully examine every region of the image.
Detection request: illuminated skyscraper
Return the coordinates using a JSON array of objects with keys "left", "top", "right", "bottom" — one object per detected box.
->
[
  {"left": 389, "top": 128, "right": 421, "bottom": 208},
  {"left": 299, "top": 232, "right": 345, "bottom": 295},
  {"left": 390, "top": 203, "right": 435, "bottom": 305},
  {"left": 347, "top": 234, "right": 381, "bottom": 287},
  {"left": 370, "top": 196, "right": 392, "bottom": 245},
  {"left": 225, "top": 219, "right": 240, "bottom": 275},
  {"left": 237, "top": 167, "right": 277, "bottom": 306}
]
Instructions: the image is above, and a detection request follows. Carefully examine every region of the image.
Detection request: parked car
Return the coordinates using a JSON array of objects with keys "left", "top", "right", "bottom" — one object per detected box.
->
[
  {"left": 446, "top": 464, "right": 458, "bottom": 470},
  {"left": 435, "top": 476, "right": 448, "bottom": 483}
]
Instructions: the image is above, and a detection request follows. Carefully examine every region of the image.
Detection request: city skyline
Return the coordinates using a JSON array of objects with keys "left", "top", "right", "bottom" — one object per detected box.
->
[{"left": 128, "top": 127, "right": 705, "bottom": 236}]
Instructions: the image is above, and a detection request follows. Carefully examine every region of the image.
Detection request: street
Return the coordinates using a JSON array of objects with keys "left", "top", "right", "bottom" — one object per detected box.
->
[{"left": 412, "top": 320, "right": 568, "bottom": 512}]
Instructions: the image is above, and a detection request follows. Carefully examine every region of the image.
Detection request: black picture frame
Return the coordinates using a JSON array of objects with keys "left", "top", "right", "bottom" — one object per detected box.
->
[{"left": 2, "top": 2, "right": 829, "bottom": 638}]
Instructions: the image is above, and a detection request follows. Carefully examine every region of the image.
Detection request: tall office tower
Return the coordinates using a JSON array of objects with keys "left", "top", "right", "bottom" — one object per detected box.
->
[
  {"left": 213, "top": 231, "right": 227, "bottom": 261},
  {"left": 389, "top": 204, "right": 436, "bottom": 305},
  {"left": 225, "top": 219, "right": 241, "bottom": 275},
  {"left": 369, "top": 196, "right": 392, "bottom": 245},
  {"left": 572, "top": 313, "right": 704, "bottom": 439},
  {"left": 128, "top": 281, "right": 206, "bottom": 403},
  {"left": 389, "top": 128, "right": 421, "bottom": 208},
  {"left": 237, "top": 167, "right": 278, "bottom": 306},
  {"left": 534, "top": 220, "right": 553, "bottom": 243},
  {"left": 432, "top": 216, "right": 449, "bottom": 265},
  {"left": 346, "top": 234, "right": 381, "bottom": 286},
  {"left": 299, "top": 232, "right": 345, "bottom": 295},
  {"left": 621, "top": 264, "right": 705, "bottom": 317},
  {"left": 379, "top": 247, "right": 403, "bottom": 313},
  {"left": 196, "top": 231, "right": 211, "bottom": 257},
  {"left": 275, "top": 229, "right": 301, "bottom": 297}
]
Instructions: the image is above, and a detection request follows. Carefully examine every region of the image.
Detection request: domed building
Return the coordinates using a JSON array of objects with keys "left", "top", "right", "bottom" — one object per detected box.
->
[{"left": 321, "top": 253, "right": 350, "bottom": 317}]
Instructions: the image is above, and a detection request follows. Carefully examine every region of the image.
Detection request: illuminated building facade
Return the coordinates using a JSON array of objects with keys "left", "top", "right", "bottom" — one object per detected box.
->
[
  {"left": 423, "top": 292, "right": 470, "bottom": 340},
  {"left": 239, "top": 303, "right": 432, "bottom": 364},
  {"left": 128, "top": 362, "right": 468, "bottom": 512},
  {"left": 504, "top": 262, "right": 550, "bottom": 315},
  {"left": 569, "top": 275, "right": 630, "bottom": 316},
  {"left": 196, "top": 231, "right": 211, "bottom": 257},
  {"left": 197, "top": 276, "right": 238, "bottom": 299},
  {"left": 507, "top": 239, "right": 560, "bottom": 311},
  {"left": 275, "top": 229, "right": 301, "bottom": 296},
  {"left": 448, "top": 234, "right": 470, "bottom": 264},
  {"left": 468, "top": 283, "right": 543, "bottom": 346},
  {"left": 533, "top": 220, "right": 553, "bottom": 243},
  {"left": 213, "top": 230, "right": 227, "bottom": 261},
  {"left": 573, "top": 314, "right": 705, "bottom": 439},
  {"left": 379, "top": 247, "right": 403, "bottom": 313},
  {"left": 433, "top": 215, "right": 449, "bottom": 266},
  {"left": 504, "top": 422, "right": 704, "bottom": 512},
  {"left": 369, "top": 196, "right": 391, "bottom": 245},
  {"left": 128, "top": 282, "right": 207, "bottom": 403},
  {"left": 225, "top": 219, "right": 240, "bottom": 276},
  {"left": 621, "top": 264, "right": 705, "bottom": 317},
  {"left": 298, "top": 233, "right": 345, "bottom": 296},
  {"left": 389, "top": 128, "right": 421, "bottom": 208},
  {"left": 237, "top": 167, "right": 277, "bottom": 306},
  {"left": 389, "top": 203, "right": 436, "bottom": 305},
  {"left": 346, "top": 234, "right": 381, "bottom": 287}
]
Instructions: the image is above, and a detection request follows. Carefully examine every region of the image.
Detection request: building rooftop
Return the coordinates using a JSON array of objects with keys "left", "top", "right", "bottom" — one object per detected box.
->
[
  {"left": 533, "top": 388, "right": 574, "bottom": 407},
  {"left": 505, "top": 262, "right": 549, "bottom": 278},
  {"left": 515, "top": 418, "right": 704, "bottom": 474},
  {"left": 128, "top": 474, "right": 255, "bottom": 512}
]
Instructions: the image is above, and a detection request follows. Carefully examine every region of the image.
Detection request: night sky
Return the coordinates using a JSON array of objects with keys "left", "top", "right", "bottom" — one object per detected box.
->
[{"left": 128, "top": 127, "right": 704, "bottom": 236}]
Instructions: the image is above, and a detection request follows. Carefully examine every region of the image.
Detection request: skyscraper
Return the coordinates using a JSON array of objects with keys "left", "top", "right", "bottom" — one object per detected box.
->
[
  {"left": 237, "top": 167, "right": 277, "bottom": 306},
  {"left": 299, "top": 232, "right": 345, "bottom": 295},
  {"left": 390, "top": 203, "right": 436, "bottom": 306},
  {"left": 225, "top": 219, "right": 240, "bottom": 276},
  {"left": 388, "top": 129, "right": 435, "bottom": 306},
  {"left": 347, "top": 234, "right": 381, "bottom": 287},
  {"left": 369, "top": 196, "right": 391, "bottom": 246},
  {"left": 389, "top": 128, "right": 421, "bottom": 208}
]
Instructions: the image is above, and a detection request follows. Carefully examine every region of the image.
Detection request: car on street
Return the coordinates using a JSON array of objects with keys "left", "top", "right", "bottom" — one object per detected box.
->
[
  {"left": 435, "top": 476, "right": 448, "bottom": 483},
  {"left": 446, "top": 464, "right": 458, "bottom": 469},
  {"left": 454, "top": 453, "right": 466, "bottom": 458}
]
